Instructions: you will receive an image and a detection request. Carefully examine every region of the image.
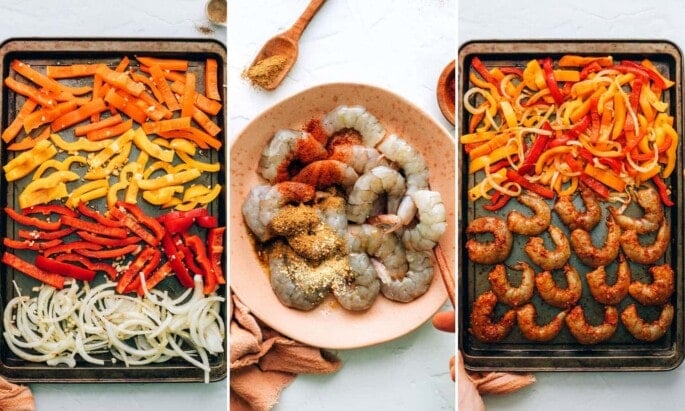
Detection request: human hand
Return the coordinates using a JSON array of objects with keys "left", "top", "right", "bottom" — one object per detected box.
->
[{"left": 432, "top": 310, "right": 455, "bottom": 380}]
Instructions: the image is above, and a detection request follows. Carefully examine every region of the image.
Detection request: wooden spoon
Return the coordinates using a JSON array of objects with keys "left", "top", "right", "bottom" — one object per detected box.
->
[{"left": 248, "top": 0, "right": 326, "bottom": 90}]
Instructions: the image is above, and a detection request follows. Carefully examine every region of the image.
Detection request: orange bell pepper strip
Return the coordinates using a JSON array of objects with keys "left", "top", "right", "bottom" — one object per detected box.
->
[
  {"left": 157, "top": 129, "right": 210, "bottom": 150},
  {"left": 181, "top": 72, "right": 196, "bottom": 118},
  {"left": 641, "top": 59, "right": 675, "bottom": 89},
  {"left": 104, "top": 88, "right": 148, "bottom": 124},
  {"left": 2, "top": 99, "right": 38, "bottom": 143},
  {"left": 94, "top": 64, "right": 146, "bottom": 97},
  {"left": 86, "top": 119, "right": 133, "bottom": 141},
  {"left": 135, "top": 57, "right": 188, "bottom": 72},
  {"left": 4, "top": 77, "right": 57, "bottom": 107},
  {"left": 22, "top": 101, "right": 77, "bottom": 133},
  {"left": 74, "top": 114, "right": 123, "bottom": 136},
  {"left": 51, "top": 98, "right": 107, "bottom": 132},
  {"left": 570, "top": 85, "right": 605, "bottom": 123},
  {"left": 205, "top": 58, "right": 221, "bottom": 101},
  {"left": 584, "top": 163, "right": 626, "bottom": 193},
  {"left": 149, "top": 64, "right": 180, "bottom": 111},
  {"left": 46, "top": 64, "right": 100, "bottom": 78},
  {"left": 7, "top": 126, "right": 50, "bottom": 151},
  {"left": 11, "top": 59, "right": 91, "bottom": 97},
  {"left": 558, "top": 55, "right": 613, "bottom": 67},
  {"left": 191, "top": 107, "right": 221, "bottom": 136},
  {"left": 142, "top": 117, "right": 192, "bottom": 135},
  {"left": 170, "top": 80, "right": 222, "bottom": 115}
]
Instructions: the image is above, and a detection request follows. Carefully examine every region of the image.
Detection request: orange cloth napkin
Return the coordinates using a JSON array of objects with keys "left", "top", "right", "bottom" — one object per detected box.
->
[
  {"left": 458, "top": 351, "right": 536, "bottom": 411},
  {"left": 0, "top": 377, "right": 34, "bottom": 411},
  {"left": 230, "top": 293, "right": 341, "bottom": 411}
]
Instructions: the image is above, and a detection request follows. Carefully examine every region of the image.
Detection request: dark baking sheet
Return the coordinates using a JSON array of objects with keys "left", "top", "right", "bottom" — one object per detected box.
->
[
  {"left": 0, "top": 38, "right": 227, "bottom": 382},
  {"left": 458, "top": 40, "right": 684, "bottom": 371}
]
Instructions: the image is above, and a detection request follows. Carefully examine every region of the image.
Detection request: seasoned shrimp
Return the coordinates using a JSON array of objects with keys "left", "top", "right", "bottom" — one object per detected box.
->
[
  {"left": 258, "top": 129, "right": 328, "bottom": 183},
  {"left": 242, "top": 182, "right": 316, "bottom": 242},
  {"left": 506, "top": 191, "right": 551, "bottom": 236},
  {"left": 469, "top": 290, "right": 516, "bottom": 343},
  {"left": 565, "top": 305, "right": 618, "bottom": 345},
  {"left": 516, "top": 303, "right": 567, "bottom": 342},
  {"left": 292, "top": 159, "right": 359, "bottom": 190},
  {"left": 621, "top": 303, "right": 674, "bottom": 342},
  {"left": 322, "top": 105, "right": 386, "bottom": 147},
  {"left": 347, "top": 166, "right": 406, "bottom": 224},
  {"left": 628, "top": 263, "right": 675, "bottom": 306},
  {"left": 332, "top": 252, "right": 381, "bottom": 311},
  {"left": 315, "top": 194, "right": 348, "bottom": 239},
  {"left": 399, "top": 190, "right": 447, "bottom": 251},
  {"left": 534, "top": 264, "right": 582, "bottom": 309},
  {"left": 466, "top": 217, "right": 513, "bottom": 265},
  {"left": 553, "top": 184, "right": 602, "bottom": 231},
  {"left": 609, "top": 186, "right": 664, "bottom": 234},
  {"left": 268, "top": 241, "right": 335, "bottom": 311},
  {"left": 488, "top": 263, "right": 534, "bottom": 307},
  {"left": 376, "top": 133, "right": 430, "bottom": 225},
  {"left": 524, "top": 225, "right": 571, "bottom": 271},
  {"left": 570, "top": 215, "right": 621, "bottom": 268},
  {"left": 585, "top": 254, "right": 631, "bottom": 305},
  {"left": 328, "top": 144, "right": 390, "bottom": 174},
  {"left": 376, "top": 250, "right": 434, "bottom": 302},
  {"left": 346, "top": 224, "right": 407, "bottom": 279},
  {"left": 620, "top": 219, "right": 670, "bottom": 265}
]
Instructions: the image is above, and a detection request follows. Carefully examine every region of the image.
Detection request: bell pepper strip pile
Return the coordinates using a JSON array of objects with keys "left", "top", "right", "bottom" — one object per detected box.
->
[
  {"left": 3, "top": 202, "right": 225, "bottom": 295},
  {"left": 462, "top": 54, "right": 678, "bottom": 207}
]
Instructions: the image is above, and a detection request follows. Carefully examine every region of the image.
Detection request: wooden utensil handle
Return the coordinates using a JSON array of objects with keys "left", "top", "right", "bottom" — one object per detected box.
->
[{"left": 285, "top": 0, "right": 326, "bottom": 42}]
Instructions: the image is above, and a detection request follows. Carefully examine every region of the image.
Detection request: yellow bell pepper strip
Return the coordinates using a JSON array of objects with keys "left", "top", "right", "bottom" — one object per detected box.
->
[
  {"left": 584, "top": 163, "right": 626, "bottom": 193},
  {"left": 187, "top": 184, "right": 221, "bottom": 204},
  {"left": 558, "top": 55, "right": 613, "bottom": 67},
  {"left": 468, "top": 143, "right": 519, "bottom": 174},
  {"left": 660, "top": 120, "right": 678, "bottom": 178},
  {"left": 19, "top": 170, "right": 78, "bottom": 209},
  {"left": 107, "top": 180, "right": 129, "bottom": 209},
  {"left": 136, "top": 168, "right": 202, "bottom": 191},
  {"left": 612, "top": 92, "right": 626, "bottom": 139},
  {"left": 3, "top": 139, "right": 58, "bottom": 181},
  {"left": 84, "top": 141, "right": 132, "bottom": 180},
  {"left": 132, "top": 128, "right": 175, "bottom": 162},
  {"left": 143, "top": 186, "right": 184, "bottom": 205},
  {"left": 534, "top": 145, "right": 574, "bottom": 176},
  {"left": 33, "top": 155, "right": 87, "bottom": 180},
  {"left": 50, "top": 133, "right": 113, "bottom": 153},
  {"left": 65, "top": 180, "right": 109, "bottom": 208},
  {"left": 174, "top": 200, "right": 199, "bottom": 211},
  {"left": 162, "top": 197, "right": 182, "bottom": 209},
  {"left": 570, "top": 85, "right": 606, "bottom": 122},
  {"left": 177, "top": 151, "right": 221, "bottom": 173},
  {"left": 143, "top": 161, "right": 175, "bottom": 179},
  {"left": 170, "top": 138, "right": 196, "bottom": 155},
  {"left": 88, "top": 128, "right": 135, "bottom": 168},
  {"left": 522, "top": 58, "right": 545, "bottom": 91}
]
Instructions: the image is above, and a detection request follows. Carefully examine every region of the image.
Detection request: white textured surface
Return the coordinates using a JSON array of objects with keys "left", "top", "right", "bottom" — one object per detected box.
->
[
  {"left": 459, "top": 1, "right": 685, "bottom": 411},
  {"left": 0, "top": 1, "right": 227, "bottom": 410},
  {"left": 229, "top": 1, "right": 455, "bottom": 410}
]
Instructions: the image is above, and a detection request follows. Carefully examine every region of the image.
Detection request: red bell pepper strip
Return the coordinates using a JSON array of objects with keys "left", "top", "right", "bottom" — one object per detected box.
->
[
  {"left": 137, "top": 261, "right": 172, "bottom": 296},
  {"left": 183, "top": 234, "right": 216, "bottom": 293},
  {"left": 5, "top": 207, "right": 61, "bottom": 231},
  {"left": 116, "top": 247, "right": 160, "bottom": 294},
  {"left": 110, "top": 202, "right": 164, "bottom": 246},
  {"left": 470, "top": 56, "right": 499, "bottom": 87},
  {"left": 567, "top": 115, "right": 591, "bottom": 139},
  {"left": 3, "top": 238, "right": 62, "bottom": 251},
  {"left": 35, "top": 255, "right": 96, "bottom": 282},
  {"left": 22, "top": 204, "right": 77, "bottom": 217},
  {"left": 121, "top": 249, "right": 162, "bottom": 294},
  {"left": 77, "top": 202, "right": 123, "bottom": 228},
  {"left": 61, "top": 215, "right": 128, "bottom": 238},
  {"left": 43, "top": 241, "right": 102, "bottom": 258},
  {"left": 161, "top": 233, "right": 194, "bottom": 288},
  {"left": 652, "top": 175, "right": 675, "bottom": 207},
  {"left": 76, "top": 244, "right": 140, "bottom": 259},
  {"left": 74, "top": 230, "right": 142, "bottom": 247},
  {"left": 196, "top": 215, "right": 218, "bottom": 228},
  {"left": 577, "top": 147, "right": 595, "bottom": 163},
  {"left": 109, "top": 207, "right": 158, "bottom": 246},
  {"left": 178, "top": 243, "right": 204, "bottom": 276},
  {"left": 18, "top": 227, "right": 75, "bottom": 241},
  {"left": 157, "top": 208, "right": 209, "bottom": 224},
  {"left": 505, "top": 169, "right": 555, "bottom": 199},
  {"left": 517, "top": 122, "right": 552, "bottom": 176},
  {"left": 116, "top": 202, "right": 164, "bottom": 242},
  {"left": 542, "top": 58, "right": 564, "bottom": 105},
  {"left": 579, "top": 174, "right": 609, "bottom": 199},
  {"left": 54, "top": 253, "right": 117, "bottom": 280},
  {"left": 499, "top": 66, "right": 524, "bottom": 77},
  {"left": 579, "top": 61, "right": 602, "bottom": 79},
  {"left": 565, "top": 152, "right": 582, "bottom": 173},
  {"left": 482, "top": 192, "right": 511, "bottom": 212},
  {"left": 628, "top": 76, "right": 644, "bottom": 114},
  {"left": 616, "top": 61, "right": 666, "bottom": 90},
  {"left": 207, "top": 227, "right": 225, "bottom": 285},
  {"left": 2, "top": 252, "right": 65, "bottom": 289},
  {"left": 164, "top": 215, "right": 195, "bottom": 234},
  {"left": 598, "top": 158, "right": 623, "bottom": 175}
]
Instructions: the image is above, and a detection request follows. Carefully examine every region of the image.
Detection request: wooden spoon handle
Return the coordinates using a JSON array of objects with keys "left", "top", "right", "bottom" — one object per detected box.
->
[
  {"left": 434, "top": 243, "right": 455, "bottom": 308},
  {"left": 284, "top": 0, "right": 326, "bottom": 42}
]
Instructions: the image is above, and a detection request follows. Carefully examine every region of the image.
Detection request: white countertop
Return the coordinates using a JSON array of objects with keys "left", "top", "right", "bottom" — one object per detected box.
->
[
  {"left": 459, "top": 1, "right": 685, "bottom": 410},
  {"left": 229, "top": 1, "right": 455, "bottom": 410},
  {"left": 0, "top": 1, "right": 227, "bottom": 410}
]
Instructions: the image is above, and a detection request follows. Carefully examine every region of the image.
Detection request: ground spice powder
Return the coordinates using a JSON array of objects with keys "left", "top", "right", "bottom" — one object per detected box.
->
[{"left": 246, "top": 54, "right": 288, "bottom": 88}]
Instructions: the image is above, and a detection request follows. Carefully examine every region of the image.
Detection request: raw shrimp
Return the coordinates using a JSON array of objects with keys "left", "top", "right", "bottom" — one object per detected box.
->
[
  {"left": 524, "top": 225, "right": 571, "bottom": 271},
  {"left": 585, "top": 254, "right": 631, "bottom": 305},
  {"left": 487, "top": 263, "right": 534, "bottom": 307},
  {"left": 628, "top": 263, "right": 675, "bottom": 306},
  {"left": 469, "top": 290, "right": 516, "bottom": 343},
  {"left": 609, "top": 186, "right": 664, "bottom": 234},
  {"left": 376, "top": 133, "right": 430, "bottom": 225},
  {"left": 242, "top": 182, "right": 316, "bottom": 242},
  {"left": 516, "top": 303, "right": 567, "bottom": 342},
  {"left": 328, "top": 144, "right": 390, "bottom": 174},
  {"left": 621, "top": 303, "right": 674, "bottom": 342},
  {"left": 553, "top": 184, "right": 602, "bottom": 231},
  {"left": 292, "top": 159, "right": 359, "bottom": 190},
  {"left": 399, "top": 190, "right": 447, "bottom": 251},
  {"left": 332, "top": 252, "right": 380, "bottom": 311},
  {"left": 258, "top": 129, "right": 328, "bottom": 183},
  {"left": 506, "top": 191, "right": 551, "bottom": 236},
  {"left": 565, "top": 305, "right": 618, "bottom": 345},
  {"left": 376, "top": 250, "right": 434, "bottom": 303},
  {"left": 570, "top": 215, "right": 621, "bottom": 268},
  {"left": 534, "top": 264, "right": 582, "bottom": 309},
  {"left": 347, "top": 166, "right": 406, "bottom": 224},
  {"left": 620, "top": 219, "right": 670, "bottom": 265},
  {"left": 466, "top": 217, "right": 513, "bottom": 265},
  {"left": 268, "top": 241, "right": 333, "bottom": 311},
  {"left": 315, "top": 194, "right": 348, "bottom": 239},
  {"left": 346, "top": 224, "right": 408, "bottom": 279},
  {"left": 322, "top": 105, "right": 386, "bottom": 147}
]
